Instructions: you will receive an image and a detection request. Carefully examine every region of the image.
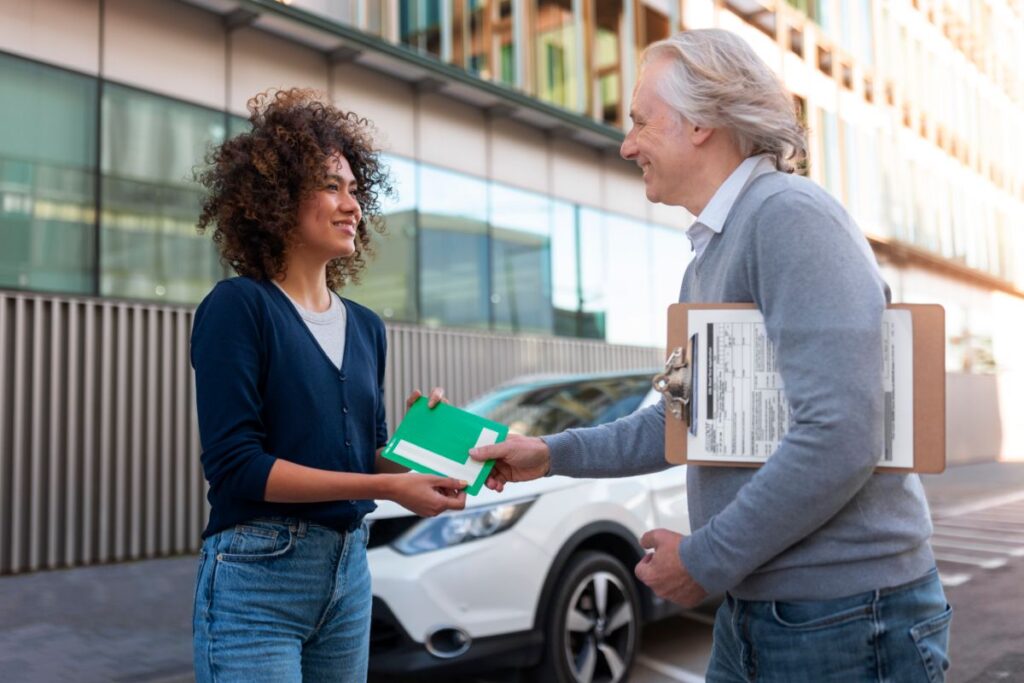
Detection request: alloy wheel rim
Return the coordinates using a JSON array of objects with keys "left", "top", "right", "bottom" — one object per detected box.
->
[{"left": 563, "top": 569, "right": 636, "bottom": 683}]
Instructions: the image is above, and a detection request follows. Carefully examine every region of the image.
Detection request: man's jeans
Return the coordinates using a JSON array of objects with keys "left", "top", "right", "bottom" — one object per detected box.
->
[
  {"left": 707, "top": 567, "right": 952, "bottom": 682},
  {"left": 193, "top": 517, "right": 371, "bottom": 683}
]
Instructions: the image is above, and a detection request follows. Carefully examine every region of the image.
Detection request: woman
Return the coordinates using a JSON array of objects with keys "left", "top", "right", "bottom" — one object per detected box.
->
[{"left": 190, "top": 88, "right": 464, "bottom": 682}]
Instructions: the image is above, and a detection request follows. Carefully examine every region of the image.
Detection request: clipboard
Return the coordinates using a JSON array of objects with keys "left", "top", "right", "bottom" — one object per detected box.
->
[{"left": 657, "top": 303, "right": 945, "bottom": 473}]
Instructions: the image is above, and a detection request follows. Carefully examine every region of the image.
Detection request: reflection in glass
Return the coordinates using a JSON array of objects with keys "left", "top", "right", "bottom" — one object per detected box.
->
[
  {"left": 345, "top": 155, "right": 418, "bottom": 321},
  {"left": 490, "top": 185, "right": 553, "bottom": 333},
  {"left": 418, "top": 165, "right": 489, "bottom": 328},
  {"left": 577, "top": 208, "right": 608, "bottom": 339},
  {"left": 649, "top": 224, "right": 690, "bottom": 345},
  {"left": 101, "top": 85, "right": 224, "bottom": 303},
  {"left": 465, "top": 373, "right": 654, "bottom": 435},
  {"left": 551, "top": 200, "right": 580, "bottom": 337},
  {"left": 0, "top": 55, "right": 96, "bottom": 293},
  {"left": 603, "top": 214, "right": 653, "bottom": 346}
]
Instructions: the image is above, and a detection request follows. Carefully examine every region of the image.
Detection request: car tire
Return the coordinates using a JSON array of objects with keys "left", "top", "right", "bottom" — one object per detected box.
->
[{"left": 533, "top": 550, "right": 642, "bottom": 683}]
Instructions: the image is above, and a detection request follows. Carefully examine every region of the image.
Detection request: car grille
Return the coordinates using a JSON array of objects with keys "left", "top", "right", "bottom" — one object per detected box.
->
[{"left": 366, "top": 515, "right": 419, "bottom": 549}]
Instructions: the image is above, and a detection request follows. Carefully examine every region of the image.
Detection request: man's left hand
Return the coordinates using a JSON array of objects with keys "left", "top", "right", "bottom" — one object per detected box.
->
[{"left": 635, "top": 528, "right": 708, "bottom": 608}]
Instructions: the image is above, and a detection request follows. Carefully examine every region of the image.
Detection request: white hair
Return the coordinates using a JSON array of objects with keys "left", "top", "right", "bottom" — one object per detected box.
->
[{"left": 643, "top": 29, "right": 807, "bottom": 172}]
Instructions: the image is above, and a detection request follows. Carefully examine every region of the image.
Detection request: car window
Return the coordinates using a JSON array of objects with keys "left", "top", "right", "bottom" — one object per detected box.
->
[{"left": 465, "top": 375, "right": 654, "bottom": 436}]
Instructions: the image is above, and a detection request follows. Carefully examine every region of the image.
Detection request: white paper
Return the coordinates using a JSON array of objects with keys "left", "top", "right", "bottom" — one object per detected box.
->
[{"left": 685, "top": 308, "right": 914, "bottom": 468}]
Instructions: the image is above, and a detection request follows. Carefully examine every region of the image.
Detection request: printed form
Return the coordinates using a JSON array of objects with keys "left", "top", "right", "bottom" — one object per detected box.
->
[{"left": 686, "top": 308, "right": 914, "bottom": 468}]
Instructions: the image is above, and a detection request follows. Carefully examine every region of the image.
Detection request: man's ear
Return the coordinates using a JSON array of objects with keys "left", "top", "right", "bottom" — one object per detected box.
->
[{"left": 690, "top": 124, "right": 714, "bottom": 146}]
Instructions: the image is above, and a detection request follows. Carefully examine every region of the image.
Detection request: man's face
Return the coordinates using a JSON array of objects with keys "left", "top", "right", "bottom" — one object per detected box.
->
[{"left": 620, "top": 57, "right": 693, "bottom": 207}]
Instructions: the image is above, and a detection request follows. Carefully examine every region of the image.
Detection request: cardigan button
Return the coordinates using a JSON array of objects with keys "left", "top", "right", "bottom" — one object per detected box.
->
[
  {"left": 342, "top": 407, "right": 349, "bottom": 414},
  {"left": 345, "top": 440, "right": 352, "bottom": 447}
]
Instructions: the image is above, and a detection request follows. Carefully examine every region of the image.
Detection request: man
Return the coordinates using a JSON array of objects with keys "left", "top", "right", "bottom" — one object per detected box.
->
[{"left": 471, "top": 29, "right": 951, "bottom": 682}]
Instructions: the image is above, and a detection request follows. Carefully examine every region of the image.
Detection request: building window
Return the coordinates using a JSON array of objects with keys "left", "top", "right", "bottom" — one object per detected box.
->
[
  {"left": 100, "top": 84, "right": 225, "bottom": 303},
  {"left": 490, "top": 185, "right": 554, "bottom": 333},
  {"left": 551, "top": 200, "right": 581, "bottom": 337},
  {"left": 535, "top": 0, "right": 581, "bottom": 111},
  {"left": 400, "top": 0, "right": 443, "bottom": 57},
  {"left": 345, "top": 154, "right": 418, "bottom": 322},
  {"left": 451, "top": 0, "right": 517, "bottom": 85},
  {"left": 592, "top": 0, "right": 625, "bottom": 126},
  {"left": 417, "top": 164, "right": 490, "bottom": 328},
  {"left": 0, "top": 54, "right": 97, "bottom": 294}
]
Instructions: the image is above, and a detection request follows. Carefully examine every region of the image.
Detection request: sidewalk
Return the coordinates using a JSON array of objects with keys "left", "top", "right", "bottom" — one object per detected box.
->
[{"left": 1, "top": 460, "right": 1022, "bottom": 683}]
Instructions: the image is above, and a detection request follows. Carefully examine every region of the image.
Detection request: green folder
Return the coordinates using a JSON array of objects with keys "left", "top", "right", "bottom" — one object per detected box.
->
[{"left": 382, "top": 397, "right": 508, "bottom": 495}]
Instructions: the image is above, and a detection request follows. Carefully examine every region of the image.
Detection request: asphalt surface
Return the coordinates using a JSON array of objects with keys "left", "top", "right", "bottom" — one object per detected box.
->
[{"left": 1, "top": 461, "right": 1022, "bottom": 683}]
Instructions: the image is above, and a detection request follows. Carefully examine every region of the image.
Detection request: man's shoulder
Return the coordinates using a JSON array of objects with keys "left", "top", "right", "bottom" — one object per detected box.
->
[{"left": 738, "top": 171, "right": 837, "bottom": 214}]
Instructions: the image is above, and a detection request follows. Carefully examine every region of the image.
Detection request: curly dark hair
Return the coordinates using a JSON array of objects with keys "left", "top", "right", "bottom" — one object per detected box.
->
[{"left": 196, "top": 88, "right": 392, "bottom": 289}]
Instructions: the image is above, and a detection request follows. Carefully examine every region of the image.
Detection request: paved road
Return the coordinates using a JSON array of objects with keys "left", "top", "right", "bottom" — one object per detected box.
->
[{"left": 1, "top": 461, "right": 1022, "bottom": 683}]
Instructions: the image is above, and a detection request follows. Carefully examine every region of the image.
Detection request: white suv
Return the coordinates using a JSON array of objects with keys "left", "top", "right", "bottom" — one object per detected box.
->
[{"left": 366, "top": 370, "right": 691, "bottom": 682}]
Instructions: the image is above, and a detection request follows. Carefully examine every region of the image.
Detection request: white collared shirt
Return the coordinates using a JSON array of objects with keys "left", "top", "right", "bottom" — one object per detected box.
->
[{"left": 686, "top": 154, "right": 777, "bottom": 260}]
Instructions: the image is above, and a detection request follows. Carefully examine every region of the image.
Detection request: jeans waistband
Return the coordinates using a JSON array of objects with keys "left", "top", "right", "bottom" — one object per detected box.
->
[
  {"left": 727, "top": 566, "right": 940, "bottom": 607},
  {"left": 247, "top": 516, "right": 364, "bottom": 537}
]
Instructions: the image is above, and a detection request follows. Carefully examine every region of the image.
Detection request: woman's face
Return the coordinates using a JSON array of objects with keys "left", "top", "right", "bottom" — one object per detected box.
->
[{"left": 293, "top": 153, "right": 362, "bottom": 261}]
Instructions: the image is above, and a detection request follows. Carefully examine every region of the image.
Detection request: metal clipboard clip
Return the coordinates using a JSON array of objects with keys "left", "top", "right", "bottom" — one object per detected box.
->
[{"left": 652, "top": 334, "right": 697, "bottom": 431}]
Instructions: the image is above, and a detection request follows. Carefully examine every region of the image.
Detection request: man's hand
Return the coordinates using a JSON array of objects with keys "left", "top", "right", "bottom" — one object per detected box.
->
[
  {"left": 469, "top": 434, "right": 550, "bottom": 492},
  {"left": 635, "top": 529, "right": 708, "bottom": 608}
]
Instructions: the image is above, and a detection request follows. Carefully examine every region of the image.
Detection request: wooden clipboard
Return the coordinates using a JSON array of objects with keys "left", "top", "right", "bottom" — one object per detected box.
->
[{"left": 661, "top": 303, "right": 946, "bottom": 473}]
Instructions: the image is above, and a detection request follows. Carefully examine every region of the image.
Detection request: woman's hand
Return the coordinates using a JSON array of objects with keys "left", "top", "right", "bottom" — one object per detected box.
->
[
  {"left": 385, "top": 472, "right": 468, "bottom": 517},
  {"left": 404, "top": 386, "right": 448, "bottom": 411}
]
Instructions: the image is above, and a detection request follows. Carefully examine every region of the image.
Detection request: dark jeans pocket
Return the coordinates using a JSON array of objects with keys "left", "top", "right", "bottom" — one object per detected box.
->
[
  {"left": 218, "top": 521, "right": 295, "bottom": 563},
  {"left": 911, "top": 603, "right": 953, "bottom": 683}
]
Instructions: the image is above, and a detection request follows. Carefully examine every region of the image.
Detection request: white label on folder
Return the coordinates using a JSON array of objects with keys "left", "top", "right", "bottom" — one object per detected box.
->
[
  {"left": 392, "top": 428, "right": 499, "bottom": 481},
  {"left": 685, "top": 308, "right": 914, "bottom": 468}
]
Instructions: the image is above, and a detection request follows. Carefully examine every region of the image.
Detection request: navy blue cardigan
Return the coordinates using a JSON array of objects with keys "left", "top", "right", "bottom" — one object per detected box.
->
[{"left": 190, "top": 277, "right": 387, "bottom": 538}]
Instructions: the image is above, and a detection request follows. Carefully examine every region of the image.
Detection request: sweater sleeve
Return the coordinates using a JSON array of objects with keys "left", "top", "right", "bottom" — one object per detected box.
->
[
  {"left": 191, "top": 281, "right": 278, "bottom": 501},
  {"left": 679, "top": 190, "right": 887, "bottom": 594},
  {"left": 542, "top": 400, "right": 671, "bottom": 478}
]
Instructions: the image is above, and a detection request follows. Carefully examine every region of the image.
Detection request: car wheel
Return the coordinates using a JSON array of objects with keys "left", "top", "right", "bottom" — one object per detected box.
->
[{"left": 534, "top": 551, "right": 641, "bottom": 683}]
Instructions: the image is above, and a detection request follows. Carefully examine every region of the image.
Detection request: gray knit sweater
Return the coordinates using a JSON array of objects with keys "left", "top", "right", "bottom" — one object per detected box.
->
[{"left": 543, "top": 171, "right": 934, "bottom": 601}]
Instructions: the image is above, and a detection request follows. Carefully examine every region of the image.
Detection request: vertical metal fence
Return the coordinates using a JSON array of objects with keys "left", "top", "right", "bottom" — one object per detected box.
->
[{"left": 0, "top": 291, "right": 661, "bottom": 575}]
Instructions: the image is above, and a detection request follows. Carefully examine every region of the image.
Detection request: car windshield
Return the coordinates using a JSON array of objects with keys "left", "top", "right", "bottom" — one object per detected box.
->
[{"left": 464, "top": 374, "right": 654, "bottom": 436}]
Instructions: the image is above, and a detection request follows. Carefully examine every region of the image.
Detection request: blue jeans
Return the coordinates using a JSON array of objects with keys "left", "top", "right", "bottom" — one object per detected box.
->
[
  {"left": 193, "top": 517, "right": 371, "bottom": 682},
  {"left": 707, "top": 568, "right": 952, "bottom": 682}
]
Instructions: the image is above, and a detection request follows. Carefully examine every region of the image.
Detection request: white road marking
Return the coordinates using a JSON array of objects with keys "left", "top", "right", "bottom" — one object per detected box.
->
[
  {"left": 933, "top": 490, "right": 1024, "bottom": 519},
  {"left": 931, "top": 526, "right": 1024, "bottom": 544},
  {"left": 929, "top": 538, "right": 1024, "bottom": 556},
  {"left": 931, "top": 518, "right": 1024, "bottom": 534},
  {"left": 636, "top": 655, "right": 706, "bottom": 683},
  {"left": 933, "top": 553, "right": 1008, "bottom": 569},
  {"left": 938, "top": 572, "right": 972, "bottom": 587}
]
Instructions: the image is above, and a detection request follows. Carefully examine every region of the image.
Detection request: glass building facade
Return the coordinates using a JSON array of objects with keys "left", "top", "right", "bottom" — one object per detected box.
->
[
  {"left": 2, "top": 0, "right": 1022, "bottom": 353},
  {"left": 0, "top": 49, "right": 687, "bottom": 347},
  {"left": 286, "top": 0, "right": 1023, "bottom": 292}
]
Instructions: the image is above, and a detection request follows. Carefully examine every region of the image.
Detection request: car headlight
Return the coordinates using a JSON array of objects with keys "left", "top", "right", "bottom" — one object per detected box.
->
[{"left": 392, "top": 497, "right": 536, "bottom": 555}]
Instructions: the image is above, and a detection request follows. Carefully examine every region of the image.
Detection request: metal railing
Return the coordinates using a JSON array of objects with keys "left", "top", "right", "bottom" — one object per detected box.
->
[{"left": 0, "top": 290, "right": 661, "bottom": 575}]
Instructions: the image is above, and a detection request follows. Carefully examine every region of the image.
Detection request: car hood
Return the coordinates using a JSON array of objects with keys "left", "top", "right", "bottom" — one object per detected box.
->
[{"left": 368, "top": 475, "right": 584, "bottom": 520}]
